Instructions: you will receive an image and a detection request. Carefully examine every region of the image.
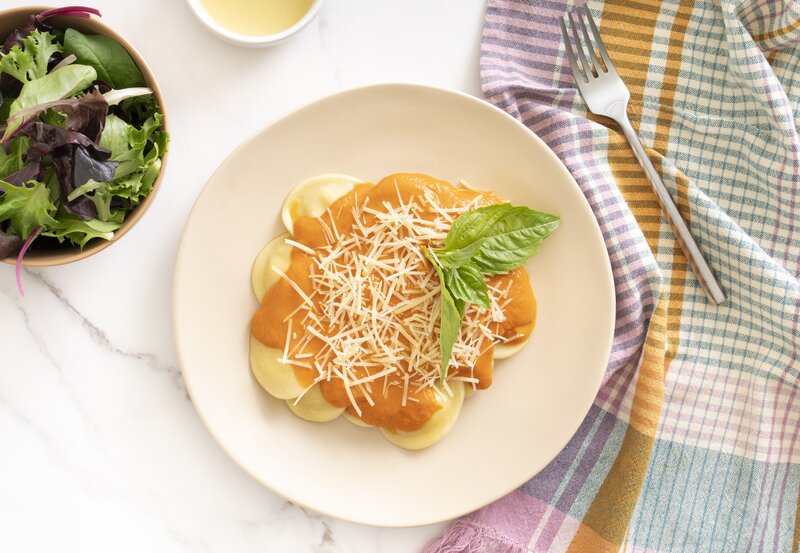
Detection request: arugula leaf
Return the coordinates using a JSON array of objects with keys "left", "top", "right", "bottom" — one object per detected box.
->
[
  {"left": 0, "top": 179, "right": 58, "bottom": 238},
  {"left": 63, "top": 28, "right": 145, "bottom": 89},
  {"left": 3, "top": 63, "right": 97, "bottom": 139},
  {"left": 41, "top": 210, "right": 121, "bottom": 248}
]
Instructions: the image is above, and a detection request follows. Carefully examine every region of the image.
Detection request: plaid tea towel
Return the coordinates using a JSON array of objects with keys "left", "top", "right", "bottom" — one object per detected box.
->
[{"left": 423, "top": 0, "right": 800, "bottom": 551}]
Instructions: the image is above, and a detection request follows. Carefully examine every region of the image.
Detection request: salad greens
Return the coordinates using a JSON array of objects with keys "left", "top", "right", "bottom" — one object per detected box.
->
[
  {"left": 64, "top": 28, "right": 146, "bottom": 89},
  {"left": 426, "top": 203, "right": 561, "bottom": 382},
  {"left": 0, "top": 6, "right": 169, "bottom": 294}
]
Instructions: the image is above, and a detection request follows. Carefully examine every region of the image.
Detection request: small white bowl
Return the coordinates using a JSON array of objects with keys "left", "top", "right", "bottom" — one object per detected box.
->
[{"left": 187, "top": 0, "right": 324, "bottom": 47}]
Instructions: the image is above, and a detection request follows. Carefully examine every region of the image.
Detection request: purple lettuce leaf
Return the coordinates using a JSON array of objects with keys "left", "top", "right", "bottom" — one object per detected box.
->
[
  {"left": 72, "top": 143, "right": 116, "bottom": 185},
  {"left": 0, "top": 226, "right": 21, "bottom": 257},
  {"left": 51, "top": 147, "right": 93, "bottom": 220},
  {"left": 20, "top": 120, "right": 103, "bottom": 156},
  {"left": 3, "top": 158, "right": 41, "bottom": 185},
  {"left": 18, "top": 122, "right": 116, "bottom": 220},
  {"left": 59, "top": 88, "right": 108, "bottom": 142}
]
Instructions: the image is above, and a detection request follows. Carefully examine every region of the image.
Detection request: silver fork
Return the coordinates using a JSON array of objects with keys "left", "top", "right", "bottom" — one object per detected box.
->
[{"left": 560, "top": 6, "right": 726, "bottom": 305}]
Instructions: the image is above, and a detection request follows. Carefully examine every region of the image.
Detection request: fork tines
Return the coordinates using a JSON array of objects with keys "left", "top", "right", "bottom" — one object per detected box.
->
[{"left": 560, "top": 6, "right": 615, "bottom": 82}]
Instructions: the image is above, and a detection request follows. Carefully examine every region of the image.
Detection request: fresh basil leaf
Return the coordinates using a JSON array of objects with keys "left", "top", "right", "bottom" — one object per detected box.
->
[
  {"left": 0, "top": 179, "right": 58, "bottom": 238},
  {"left": 442, "top": 203, "right": 560, "bottom": 275},
  {"left": 444, "top": 263, "right": 491, "bottom": 310},
  {"left": 454, "top": 296, "right": 465, "bottom": 319},
  {"left": 427, "top": 202, "right": 560, "bottom": 382},
  {"left": 64, "top": 29, "right": 145, "bottom": 89},
  {"left": 41, "top": 210, "right": 120, "bottom": 248},
  {"left": 435, "top": 238, "right": 484, "bottom": 269},
  {"left": 3, "top": 63, "right": 97, "bottom": 139},
  {"left": 471, "top": 208, "right": 560, "bottom": 275},
  {"left": 433, "top": 262, "right": 462, "bottom": 382},
  {"left": 444, "top": 203, "right": 518, "bottom": 251}
]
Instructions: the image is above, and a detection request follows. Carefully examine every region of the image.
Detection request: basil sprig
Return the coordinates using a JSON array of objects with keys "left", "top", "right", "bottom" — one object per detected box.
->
[{"left": 426, "top": 203, "right": 560, "bottom": 382}]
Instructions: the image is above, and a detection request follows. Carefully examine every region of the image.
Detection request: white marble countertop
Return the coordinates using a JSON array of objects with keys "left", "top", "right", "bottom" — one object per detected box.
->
[{"left": 0, "top": 0, "right": 487, "bottom": 551}]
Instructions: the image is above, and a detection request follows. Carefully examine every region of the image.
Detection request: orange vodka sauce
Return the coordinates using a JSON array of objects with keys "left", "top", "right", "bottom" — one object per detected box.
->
[{"left": 250, "top": 174, "right": 536, "bottom": 432}]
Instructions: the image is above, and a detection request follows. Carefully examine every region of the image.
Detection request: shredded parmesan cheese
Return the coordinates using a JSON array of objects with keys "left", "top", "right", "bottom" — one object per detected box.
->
[{"left": 277, "top": 188, "right": 511, "bottom": 416}]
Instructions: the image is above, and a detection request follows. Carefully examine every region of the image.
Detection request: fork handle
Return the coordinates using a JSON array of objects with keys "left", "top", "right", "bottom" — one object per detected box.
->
[{"left": 615, "top": 115, "right": 726, "bottom": 305}]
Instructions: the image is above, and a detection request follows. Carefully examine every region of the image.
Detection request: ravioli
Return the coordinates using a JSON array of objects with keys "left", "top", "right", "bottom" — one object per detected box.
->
[{"left": 249, "top": 173, "right": 535, "bottom": 449}]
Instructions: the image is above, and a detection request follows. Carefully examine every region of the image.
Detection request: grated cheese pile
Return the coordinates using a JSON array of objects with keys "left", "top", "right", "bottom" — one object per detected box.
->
[{"left": 274, "top": 184, "right": 518, "bottom": 416}]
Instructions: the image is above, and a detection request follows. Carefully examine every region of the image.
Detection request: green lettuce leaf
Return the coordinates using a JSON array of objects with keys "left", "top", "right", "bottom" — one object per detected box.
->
[
  {"left": 0, "top": 44, "right": 34, "bottom": 84},
  {"left": 24, "top": 29, "right": 63, "bottom": 81},
  {"left": 3, "top": 63, "right": 97, "bottom": 139},
  {"left": 0, "top": 136, "right": 31, "bottom": 179},
  {"left": 0, "top": 179, "right": 58, "bottom": 238},
  {"left": 41, "top": 210, "right": 121, "bottom": 248}
]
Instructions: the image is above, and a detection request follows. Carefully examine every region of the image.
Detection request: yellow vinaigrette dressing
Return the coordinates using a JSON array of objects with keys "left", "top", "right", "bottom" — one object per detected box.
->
[{"left": 201, "top": 0, "right": 314, "bottom": 36}]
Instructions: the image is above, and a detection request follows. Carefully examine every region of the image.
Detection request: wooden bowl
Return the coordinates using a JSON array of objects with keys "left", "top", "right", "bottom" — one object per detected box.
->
[{"left": 0, "top": 6, "right": 169, "bottom": 267}]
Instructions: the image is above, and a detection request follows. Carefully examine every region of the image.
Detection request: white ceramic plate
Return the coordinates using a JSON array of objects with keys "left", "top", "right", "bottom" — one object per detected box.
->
[{"left": 173, "top": 84, "right": 615, "bottom": 527}]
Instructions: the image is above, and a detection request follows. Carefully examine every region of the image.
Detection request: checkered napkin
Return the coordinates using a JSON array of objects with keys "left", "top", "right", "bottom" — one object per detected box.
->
[{"left": 423, "top": 0, "right": 800, "bottom": 551}]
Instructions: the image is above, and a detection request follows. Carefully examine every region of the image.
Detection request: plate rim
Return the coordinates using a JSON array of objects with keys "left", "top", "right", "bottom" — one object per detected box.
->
[{"left": 172, "top": 82, "right": 616, "bottom": 527}]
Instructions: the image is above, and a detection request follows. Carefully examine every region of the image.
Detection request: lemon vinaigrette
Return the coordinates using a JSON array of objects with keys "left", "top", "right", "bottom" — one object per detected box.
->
[{"left": 200, "top": 0, "right": 315, "bottom": 36}]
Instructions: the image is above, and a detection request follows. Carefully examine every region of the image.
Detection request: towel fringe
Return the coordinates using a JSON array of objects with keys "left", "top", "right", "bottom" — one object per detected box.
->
[{"left": 421, "top": 522, "right": 526, "bottom": 553}]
